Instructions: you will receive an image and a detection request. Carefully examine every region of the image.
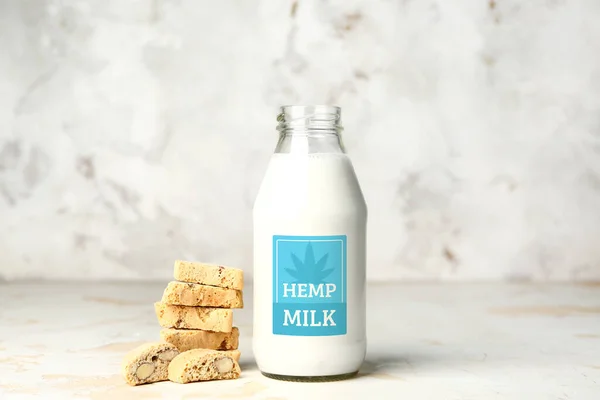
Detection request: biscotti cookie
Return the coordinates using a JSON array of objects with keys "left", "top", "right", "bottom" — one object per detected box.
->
[
  {"left": 161, "top": 281, "right": 243, "bottom": 308},
  {"left": 121, "top": 342, "right": 180, "bottom": 386},
  {"left": 174, "top": 260, "right": 244, "bottom": 290},
  {"left": 168, "top": 349, "right": 241, "bottom": 384},
  {"left": 160, "top": 327, "right": 239, "bottom": 352},
  {"left": 154, "top": 302, "right": 233, "bottom": 332}
]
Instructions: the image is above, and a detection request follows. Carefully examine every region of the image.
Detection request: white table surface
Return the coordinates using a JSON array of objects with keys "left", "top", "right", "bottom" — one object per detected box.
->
[{"left": 0, "top": 282, "right": 599, "bottom": 399}]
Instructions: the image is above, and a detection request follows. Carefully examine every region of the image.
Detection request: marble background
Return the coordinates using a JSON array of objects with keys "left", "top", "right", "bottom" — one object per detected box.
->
[{"left": 1, "top": 0, "right": 600, "bottom": 282}]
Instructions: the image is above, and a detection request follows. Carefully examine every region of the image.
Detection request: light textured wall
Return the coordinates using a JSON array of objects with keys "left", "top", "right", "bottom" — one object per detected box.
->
[{"left": 1, "top": 0, "right": 600, "bottom": 281}]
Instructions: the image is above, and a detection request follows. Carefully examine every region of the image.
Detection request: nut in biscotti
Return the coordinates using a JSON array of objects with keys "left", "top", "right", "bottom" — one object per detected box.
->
[
  {"left": 154, "top": 302, "right": 233, "bottom": 332},
  {"left": 121, "top": 342, "right": 180, "bottom": 386},
  {"left": 160, "top": 327, "right": 239, "bottom": 351},
  {"left": 161, "top": 281, "right": 243, "bottom": 308},
  {"left": 168, "top": 349, "right": 241, "bottom": 384},
  {"left": 174, "top": 260, "right": 244, "bottom": 290}
]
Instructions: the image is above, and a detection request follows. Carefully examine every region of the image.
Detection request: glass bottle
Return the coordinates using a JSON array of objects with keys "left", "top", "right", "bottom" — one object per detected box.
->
[{"left": 252, "top": 105, "right": 368, "bottom": 381}]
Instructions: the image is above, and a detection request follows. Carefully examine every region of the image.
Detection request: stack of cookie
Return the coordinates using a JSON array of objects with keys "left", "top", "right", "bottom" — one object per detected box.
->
[
  {"left": 122, "top": 260, "right": 244, "bottom": 386},
  {"left": 155, "top": 260, "right": 243, "bottom": 353}
]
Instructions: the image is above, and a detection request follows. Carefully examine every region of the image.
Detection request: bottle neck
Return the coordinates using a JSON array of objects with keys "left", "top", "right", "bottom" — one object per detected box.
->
[{"left": 274, "top": 105, "right": 346, "bottom": 154}]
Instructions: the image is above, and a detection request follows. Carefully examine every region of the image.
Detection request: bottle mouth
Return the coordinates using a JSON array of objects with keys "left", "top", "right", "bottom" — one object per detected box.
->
[{"left": 277, "top": 105, "right": 343, "bottom": 133}]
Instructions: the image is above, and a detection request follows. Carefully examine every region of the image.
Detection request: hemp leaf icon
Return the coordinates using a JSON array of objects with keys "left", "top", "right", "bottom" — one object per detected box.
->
[{"left": 285, "top": 242, "right": 333, "bottom": 284}]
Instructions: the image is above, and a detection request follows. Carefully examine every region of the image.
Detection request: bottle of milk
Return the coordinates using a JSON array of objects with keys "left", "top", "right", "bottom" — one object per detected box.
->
[{"left": 253, "top": 105, "right": 367, "bottom": 381}]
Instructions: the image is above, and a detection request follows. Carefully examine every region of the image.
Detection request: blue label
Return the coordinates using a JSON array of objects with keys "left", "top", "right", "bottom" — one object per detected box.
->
[{"left": 272, "top": 235, "right": 347, "bottom": 336}]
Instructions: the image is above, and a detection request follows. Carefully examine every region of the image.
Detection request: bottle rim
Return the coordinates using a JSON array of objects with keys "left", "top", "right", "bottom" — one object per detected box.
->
[{"left": 277, "top": 105, "right": 343, "bottom": 133}]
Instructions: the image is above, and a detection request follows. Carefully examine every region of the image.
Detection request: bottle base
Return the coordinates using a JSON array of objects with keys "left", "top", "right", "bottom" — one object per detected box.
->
[{"left": 261, "top": 370, "right": 359, "bottom": 382}]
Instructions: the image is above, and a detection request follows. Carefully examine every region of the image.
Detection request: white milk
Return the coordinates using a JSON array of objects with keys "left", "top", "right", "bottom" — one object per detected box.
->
[{"left": 253, "top": 152, "right": 367, "bottom": 379}]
